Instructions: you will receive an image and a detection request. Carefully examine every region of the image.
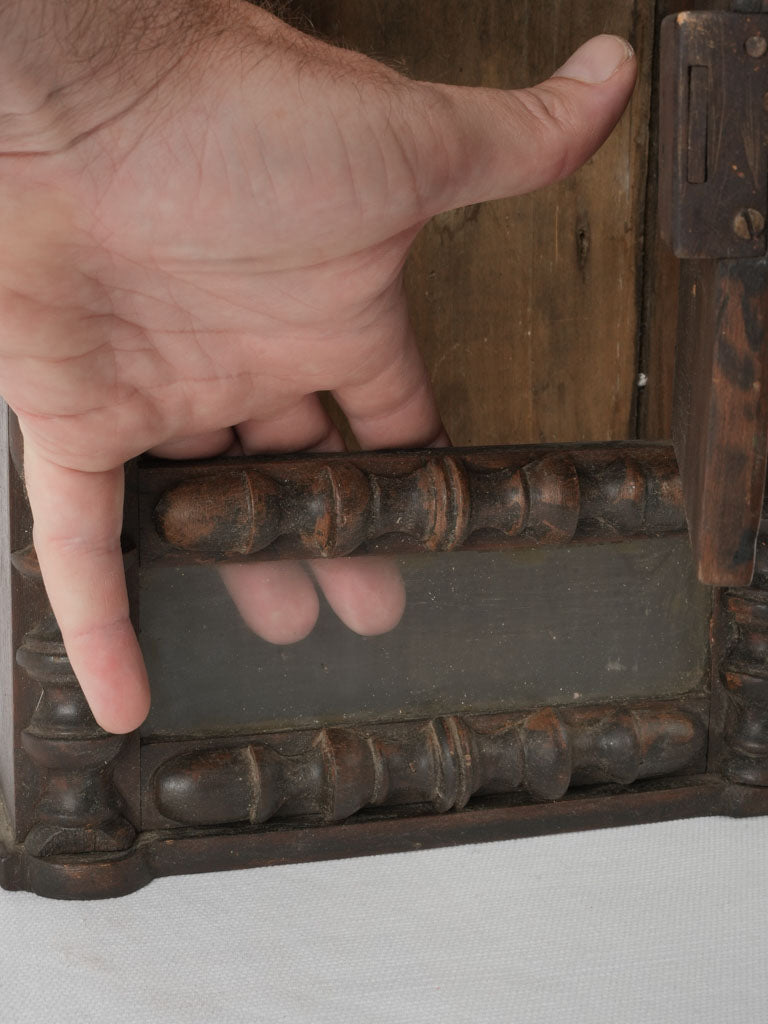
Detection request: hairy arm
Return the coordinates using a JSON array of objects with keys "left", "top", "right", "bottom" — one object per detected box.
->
[{"left": 0, "top": 0, "right": 239, "bottom": 152}]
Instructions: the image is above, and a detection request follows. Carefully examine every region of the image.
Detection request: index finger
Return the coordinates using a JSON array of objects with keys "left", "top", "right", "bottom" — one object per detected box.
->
[{"left": 22, "top": 445, "right": 149, "bottom": 734}]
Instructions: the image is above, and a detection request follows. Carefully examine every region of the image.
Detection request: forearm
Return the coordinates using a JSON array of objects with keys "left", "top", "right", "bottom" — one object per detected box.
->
[{"left": 0, "top": 0, "right": 236, "bottom": 152}]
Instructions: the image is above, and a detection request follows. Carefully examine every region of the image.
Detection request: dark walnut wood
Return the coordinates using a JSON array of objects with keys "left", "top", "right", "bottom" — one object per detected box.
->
[
  {"left": 143, "top": 699, "right": 708, "bottom": 830},
  {"left": 2, "top": 432, "right": 756, "bottom": 902},
  {"left": 716, "top": 520, "right": 768, "bottom": 783},
  {"left": 145, "top": 444, "right": 684, "bottom": 565},
  {"left": 10, "top": 532, "right": 138, "bottom": 859},
  {"left": 17, "top": 614, "right": 135, "bottom": 858},
  {"left": 660, "top": 13, "right": 768, "bottom": 659},
  {"left": 639, "top": 0, "right": 748, "bottom": 441},
  {"left": 659, "top": 9, "right": 768, "bottom": 585},
  {"left": 0, "top": 403, "right": 141, "bottom": 891},
  {"left": 659, "top": 11, "right": 768, "bottom": 260},
  {"left": 672, "top": 258, "right": 768, "bottom": 586},
  {"left": 7, "top": 777, "right": 768, "bottom": 902}
]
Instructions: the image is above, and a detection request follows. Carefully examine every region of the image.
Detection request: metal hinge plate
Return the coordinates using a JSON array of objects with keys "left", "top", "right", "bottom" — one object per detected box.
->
[{"left": 660, "top": 11, "right": 768, "bottom": 259}]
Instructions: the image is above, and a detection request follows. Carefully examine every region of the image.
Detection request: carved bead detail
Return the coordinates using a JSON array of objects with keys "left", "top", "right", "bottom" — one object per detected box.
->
[
  {"left": 17, "top": 612, "right": 135, "bottom": 858},
  {"left": 719, "top": 587, "right": 768, "bottom": 784},
  {"left": 151, "top": 699, "right": 707, "bottom": 828},
  {"left": 146, "top": 444, "right": 685, "bottom": 564}
]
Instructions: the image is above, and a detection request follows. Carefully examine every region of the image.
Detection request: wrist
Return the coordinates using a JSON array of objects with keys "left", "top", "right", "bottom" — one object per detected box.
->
[{"left": 0, "top": 0, "right": 242, "bottom": 154}]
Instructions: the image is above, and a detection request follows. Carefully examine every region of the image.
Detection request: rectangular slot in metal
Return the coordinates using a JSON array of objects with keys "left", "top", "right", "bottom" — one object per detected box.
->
[{"left": 687, "top": 65, "right": 708, "bottom": 184}]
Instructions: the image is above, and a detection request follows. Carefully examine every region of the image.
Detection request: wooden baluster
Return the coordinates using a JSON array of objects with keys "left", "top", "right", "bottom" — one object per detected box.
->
[
  {"left": 719, "top": 540, "right": 768, "bottom": 783},
  {"left": 151, "top": 699, "right": 707, "bottom": 828},
  {"left": 12, "top": 544, "right": 136, "bottom": 858},
  {"left": 145, "top": 444, "right": 684, "bottom": 565}
]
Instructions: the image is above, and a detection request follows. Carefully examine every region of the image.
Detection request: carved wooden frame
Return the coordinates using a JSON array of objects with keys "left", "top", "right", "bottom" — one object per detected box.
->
[
  {"left": 1, "top": 0, "right": 767, "bottom": 902},
  {"left": 1, "top": 419, "right": 767, "bottom": 900}
]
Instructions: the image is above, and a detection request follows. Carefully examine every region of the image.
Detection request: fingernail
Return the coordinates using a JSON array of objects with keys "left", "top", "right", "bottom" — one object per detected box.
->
[{"left": 553, "top": 35, "right": 634, "bottom": 84}]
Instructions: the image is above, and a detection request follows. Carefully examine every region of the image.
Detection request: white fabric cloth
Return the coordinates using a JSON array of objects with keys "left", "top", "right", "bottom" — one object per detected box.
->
[{"left": 1, "top": 817, "right": 767, "bottom": 1023}]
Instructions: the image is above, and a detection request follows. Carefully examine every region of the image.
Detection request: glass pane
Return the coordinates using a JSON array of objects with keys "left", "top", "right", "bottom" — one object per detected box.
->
[{"left": 138, "top": 535, "right": 711, "bottom": 737}]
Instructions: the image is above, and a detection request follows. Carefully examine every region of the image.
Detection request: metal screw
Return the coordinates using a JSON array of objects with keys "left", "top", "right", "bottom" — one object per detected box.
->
[
  {"left": 745, "top": 35, "right": 767, "bottom": 58},
  {"left": 733, "top": 208, "right": 766, "bottom": 240}
]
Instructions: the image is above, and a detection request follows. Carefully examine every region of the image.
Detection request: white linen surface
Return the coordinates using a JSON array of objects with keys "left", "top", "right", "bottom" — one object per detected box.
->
[{"left": 1, "top": 817, "right": 767, "bottom": 1024}]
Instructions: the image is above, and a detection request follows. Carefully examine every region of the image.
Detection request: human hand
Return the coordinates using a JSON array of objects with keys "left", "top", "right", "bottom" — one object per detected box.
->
[{"left": 0, "top": 1, "right": 636, "bottom": 733}]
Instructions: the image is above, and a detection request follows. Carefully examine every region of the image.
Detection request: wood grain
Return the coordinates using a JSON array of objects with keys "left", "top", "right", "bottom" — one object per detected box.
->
[
  {"left": 143, "top": 698, "right": 708, "bottom": 829},
  {"left": 143, "top": 443, "right": 685, "bottom": 564},
  {"left": 672, "top": 259, "right": 768, "bottom": 584},
  {"left": 636, "top": 0, "right": 690, "bottom": 439},
  {"left": 300, "top": 0, "right": 655, "bottom": 445},
  {"left": 0, "top": 405, "right": 51, "bottom": 841},
  {"left": 653, "top": 4, "right": 768, "bottom": 584},
  {"left": 716, "top": 515, "right": 768, "bottom": 781},
  {"left": 5, "top": 778, "right": 757, "bottom": 900}
]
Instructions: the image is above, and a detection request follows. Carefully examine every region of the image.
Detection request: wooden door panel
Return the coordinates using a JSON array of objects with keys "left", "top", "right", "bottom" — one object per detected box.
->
[{"left": 301, "top": 0, "right": 655, "bottom": 443}]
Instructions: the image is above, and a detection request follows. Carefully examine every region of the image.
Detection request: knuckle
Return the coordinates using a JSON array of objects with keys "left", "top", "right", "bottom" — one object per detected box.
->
[
  {"left": 33, "top": 526, "right": 121, "bottom": 560},
  {"left": 516, "top": 84, "right": 582, "bottom": 137},
  {"left": 508, "top": 84, "right": 583, "bottom": 180},
  {"left": 403, "top": 82, "right": 475, "bottom": 213}
]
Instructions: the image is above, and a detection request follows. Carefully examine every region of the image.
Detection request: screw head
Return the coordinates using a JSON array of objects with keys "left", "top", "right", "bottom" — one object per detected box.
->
[
  {"left": 745, "top": 35, "right": 767, "bottom": 58},
  {"left": 733, "top": 208, "right": 766, "bottom": 240}
]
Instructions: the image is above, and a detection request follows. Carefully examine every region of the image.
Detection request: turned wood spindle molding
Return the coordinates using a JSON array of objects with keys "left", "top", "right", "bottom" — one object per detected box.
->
[
  {"left": 718, "top": 521, "right": 768, "bottom": 784},
  {"left": 11, "top": 544, "right": 137, "bottom": 859},
  {"left": 144, "top": 444, "right": 685, "bottom": 564},
  {"left": 150, "top": 699, "right": 707, "bottom": 829},
  {"left": 16, "top": 614, "right": 135, "bottom": 857}
]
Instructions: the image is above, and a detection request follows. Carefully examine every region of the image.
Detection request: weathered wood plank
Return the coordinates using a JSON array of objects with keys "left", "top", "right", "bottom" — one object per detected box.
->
[
  {"left": 672, "top": 258, "right": 768, "bottom": 584},
  {"left": 638, "top": 0, "right": 739, "bottom": 441},
  {"left": 656, "top": 4, "right": 768, "bottom": 584},
  {"left": 301, "top": 0, "right": 655, "bottom": 444}
]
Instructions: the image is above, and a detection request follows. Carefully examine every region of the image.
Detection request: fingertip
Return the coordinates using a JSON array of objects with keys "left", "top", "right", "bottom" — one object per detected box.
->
[
  {"left": 66, "top": 622, "right": 151, "bottom": 734},
  {"left": 94, "top": 691, "right": 151, "bottom": 735},
  {"left": 311, "top": 556, "right": 406, "bottom": 637},
  {"left": 20, "top": 450, "right": 150, "bottom": 734},
  {"left": 219, "top": 561, "right": 321, "bottom": 645},
  {"left": 350, "top": 580, "right": 406, "bottom": 635},
  {"left": 424, "top": 31, "right": 638, "bottom": 212},
  {"left": 253, "top": 593, "right": 320, "bottom": 645},
  {"left": 552, "top": 34, "right": 635, "bottom": 86}
]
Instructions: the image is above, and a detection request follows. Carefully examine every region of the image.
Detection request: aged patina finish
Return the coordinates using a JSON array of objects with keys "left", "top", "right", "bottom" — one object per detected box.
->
[{"left": 3, "top": 0, "right": 768, "bottom": 899}]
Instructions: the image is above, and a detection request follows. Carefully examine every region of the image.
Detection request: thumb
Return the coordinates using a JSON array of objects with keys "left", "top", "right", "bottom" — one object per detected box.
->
[{"left": 418, "top": 34, "right": 637, "bottom": 214}]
